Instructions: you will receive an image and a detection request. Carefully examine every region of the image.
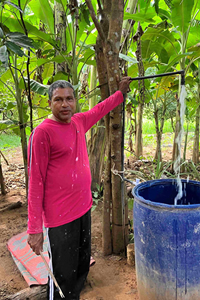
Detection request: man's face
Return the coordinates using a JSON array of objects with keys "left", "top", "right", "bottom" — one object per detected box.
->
[{"left": 48, "top": 87, "right": 76, "bottom": 123}]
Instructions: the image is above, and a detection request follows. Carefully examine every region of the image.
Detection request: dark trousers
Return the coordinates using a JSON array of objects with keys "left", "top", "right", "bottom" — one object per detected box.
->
[{"left": 47, "top": 209, "right": 91, "bottom": 300}]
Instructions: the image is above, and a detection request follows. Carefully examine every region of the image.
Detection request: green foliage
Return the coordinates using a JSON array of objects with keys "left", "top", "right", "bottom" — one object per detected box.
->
[
  {"left": 0, "top": 133, "right": 21, "bottom": 149},
  {"left": 0, "top": 29, "right": 35, "bottom": 68},
  {"left": 127, "top": 159, "right": 174, "bottom": 181},
  {"left": 171, "top": 0, "right": 194, "bottom": 34},
  {"left": 92, "top": 183, "right": 103, "bottom": 212}
]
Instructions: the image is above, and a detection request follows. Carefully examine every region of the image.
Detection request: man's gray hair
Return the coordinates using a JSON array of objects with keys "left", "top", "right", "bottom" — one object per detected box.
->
[{"left": 48, "top": 80, "right": 75, "bottom": 100}]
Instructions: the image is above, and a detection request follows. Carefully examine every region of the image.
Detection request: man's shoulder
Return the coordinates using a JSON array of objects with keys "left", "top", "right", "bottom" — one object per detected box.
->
[
  {"left": 32, "top": 119, "right": 52, "bottom": 138},
  {"left": 34, "top": 119, "right": 51, "bottom": 131}
]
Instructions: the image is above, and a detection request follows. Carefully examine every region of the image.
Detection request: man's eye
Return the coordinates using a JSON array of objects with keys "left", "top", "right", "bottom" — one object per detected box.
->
[{"left": 55, "top": 98, "right": 61, "bottom": 101}]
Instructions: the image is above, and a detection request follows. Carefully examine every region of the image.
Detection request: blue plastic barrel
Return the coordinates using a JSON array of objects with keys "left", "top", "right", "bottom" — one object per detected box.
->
[{"left": 133, "top": 179, "right": 200, "bottom": 300}]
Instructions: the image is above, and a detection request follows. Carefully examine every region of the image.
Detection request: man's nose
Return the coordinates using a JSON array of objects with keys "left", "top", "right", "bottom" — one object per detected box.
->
[{"left": 62, "top": 99, "right": 69, "bottom": 107}]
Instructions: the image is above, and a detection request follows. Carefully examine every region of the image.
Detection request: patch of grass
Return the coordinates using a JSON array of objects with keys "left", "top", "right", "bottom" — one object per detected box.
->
[
  {"left": 143, "top": 119, "right": 195, "bottom": 135},
  {"left": 142, "top": 119, "right": 157, "bottom": 134},
  {"left": 0, "top": 133, "right": 21, "bottom": 150},
  {"left": 143, "top": 134, "right": 156, "bottom": 147}
]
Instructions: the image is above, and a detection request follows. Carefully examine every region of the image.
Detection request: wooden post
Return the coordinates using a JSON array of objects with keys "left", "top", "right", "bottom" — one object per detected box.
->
[{"left": 0, "top": 154, "right": 6, "bottom": 195}]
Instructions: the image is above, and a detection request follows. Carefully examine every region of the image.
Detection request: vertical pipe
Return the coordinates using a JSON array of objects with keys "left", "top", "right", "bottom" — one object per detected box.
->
[{"left": 121, "top": 95, "right": 126, "bottom": 254}]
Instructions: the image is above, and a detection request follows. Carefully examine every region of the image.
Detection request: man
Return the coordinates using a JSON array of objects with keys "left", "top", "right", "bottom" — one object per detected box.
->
[{"left": 27, "top": 77, "right": 131, "bottom": 300}]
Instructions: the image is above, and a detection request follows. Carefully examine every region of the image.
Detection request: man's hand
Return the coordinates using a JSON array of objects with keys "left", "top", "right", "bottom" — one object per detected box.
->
[
  {"left": 27, "top": 232, "right": 44, "bottom": 255},
  {"left": 118, "top": 76, "right": 132, "bottom": 95}
]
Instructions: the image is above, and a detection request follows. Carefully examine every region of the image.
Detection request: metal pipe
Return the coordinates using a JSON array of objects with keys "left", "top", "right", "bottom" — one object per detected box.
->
[
  {"left": 130, "top": 70, "right": 185, "bottom": 81},
  {"left": 121, "top": 95, "right": 126, "bottom": 255},
  {"left": 121, "top": 69, "right": 185, "bottom": 255}
]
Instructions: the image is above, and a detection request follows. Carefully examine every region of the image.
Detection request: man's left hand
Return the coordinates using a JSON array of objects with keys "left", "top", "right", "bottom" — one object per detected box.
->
[{"left": 118, "top": 77, "right": 132, "bottom": 95}]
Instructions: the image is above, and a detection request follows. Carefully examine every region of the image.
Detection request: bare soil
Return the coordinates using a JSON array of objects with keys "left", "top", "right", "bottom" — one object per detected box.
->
[{"left": 0, "top": 147, "right": 138, "bottom": 300}]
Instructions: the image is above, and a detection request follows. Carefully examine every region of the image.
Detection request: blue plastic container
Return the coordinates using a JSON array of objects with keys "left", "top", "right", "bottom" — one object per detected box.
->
[{"left": 133, "top": 179, "right": 200, "bottom": 300}]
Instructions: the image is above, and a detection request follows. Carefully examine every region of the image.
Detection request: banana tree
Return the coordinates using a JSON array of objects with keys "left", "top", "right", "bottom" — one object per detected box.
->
[
  {"left": 0, "top": 0, "right": 37, "bottom": 194},
  {"left": 126, "top": 0, "right": 200, "bottom": 163}
]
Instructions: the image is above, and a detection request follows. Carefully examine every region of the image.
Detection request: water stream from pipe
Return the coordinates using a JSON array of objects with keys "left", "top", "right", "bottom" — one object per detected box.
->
[{"left": 174, "top": 84, "right": 187, "bottom": 205}]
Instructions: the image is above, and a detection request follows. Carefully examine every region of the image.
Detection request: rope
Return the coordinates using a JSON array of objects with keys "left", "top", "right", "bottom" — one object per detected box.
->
[{"left": 111, "top": 163, "right": 124, "bottom": 181}]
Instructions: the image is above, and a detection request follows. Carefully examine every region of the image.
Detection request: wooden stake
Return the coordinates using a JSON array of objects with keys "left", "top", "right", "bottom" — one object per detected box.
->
[{"left": 40, "top": 252, "right": 65, "bottom": 298}]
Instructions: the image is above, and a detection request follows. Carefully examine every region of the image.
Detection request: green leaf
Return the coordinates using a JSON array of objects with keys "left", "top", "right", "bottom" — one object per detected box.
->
[
  {"left": 12, "top": 126, "right": 21, "bottom": 136},
  {"left": 141, "top": 27, "right": 178, "bottom": 54},
  {"left": 30, "top": 80, "right": 49, "bottom": 95},
  {"left": 0, "top": 27, "right": 4, "bottom": 38},
  {"left": 19, "top": 78, "right": 49, "bottom": 95},
  {"left": 93, "top": 191, "right": 98, "bottom": 198},
  {"left": 1, "top": 16, "right": 57, "bottom": 47},
  {"left": 52, "top": 71, "right": 69, "bottom": 82},
  {"left": 4, "top": 1, "right": 23, "bottom": 12},
  {"left": 154, "top": 0, "right": 159, "bottom": 14},
  {"left": 164, "top": 0, "right": 172, "bottom": 9},
  {"left": 0, "top": 119, "right": 14, "bottom": 125},
  {"left": 119, "top": 53, "right": 138, "bottom": 64},
  {"left": 29, "top": 0, "right": 54, "bottom": 34},
  {"left": 141, "top": 40, "right": 169, "bottom": 63},
  {"left": 167, "top": 52, "right": 193, "bottom": 70},
  {"left": 187, "top": 26, "right": 200, "bottom": 48},
  {"left": 171, "top": 0, "right": 194, "bottom": 34},
  {"left": 124, "top": 7, "right": 157, "bottom": 23},
  {"left": 87, "top": 90, "right": 100, "bottom": 99},
  {"left": 6, "top": 32, "right": 35, "bottom": 50},
  {"left": 82, "top": 6, "right": 90, "bottom": 25},
  {"left": 78, "top": 48, "right": 95, "bottom": 62},
  {"left": 5, "top": 41, "right": 24, "bottom": 57},
  {"left": 0, "top": 45, "right": 8, "bottom": 65},
  {"left": 0, "top": 69, "right": 12, "bottom": 86},
  {"left": 37, "top": 97, "right": 50, "bottom": 118},
  {"left": 0, "top": 119, "right": 14, "bottom": 130},
  {"left": 42, "top": 63, "right": 54, "bottom": 81},
  {"left": 6, "top": 102, "right": 16, "bottom": 110},
  {"left": 158, "top": 9, "right": 171, "bottom": 20}
]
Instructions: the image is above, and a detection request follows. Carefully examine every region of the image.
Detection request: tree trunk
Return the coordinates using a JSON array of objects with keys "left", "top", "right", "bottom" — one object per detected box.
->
[
  {"left": 172, "top": 97, "right": 180, "bottom": 163},
  {"left": 183, "top": 123, "right": 189, "bottom": 162},
  {"left": 86, "top": 0, "right": 128, "bottom": 255},
  {"left": 88, "top": 64, "right": 105, "bottom": 191},
  {"left": 104, "top": 0, "right": 126, "bottom": 254},
  {"left": 155, "top": 133, "right": 162, "bottom": 161},
  {"left": 89, "top": 119, "right": 106, "bottom": 191},
  {"left": 102, "top": 115, "right": 112, "bottom": 255},
  {"left": 127, "top": 103, "right": 134, "bottom": 152},
  {"left": 135, "top": 24, "right": 145, "bottom": 159},
  {"left": 154, "top": 108, "right": 162, "bottom": 161},
  {"left": 0, "top": 156, "right": 6, "bottom": 195},
  {"left": 12, "top": 58, "right": 28, "bottom": 196},
  {"left": 18, "top": 0, "right": 33, "bottom": 132},
  {"left": 135, "top": 102, "right": 143, "bottom": 158},
  {"left": 54, "top": 1, "right": 68, "bottom": 74},
  {"left": 95, "top": 10, "right": 112, "bottom": 255},
  {"left": 154, "top": 100, "right": 167, "bottom": 161}
]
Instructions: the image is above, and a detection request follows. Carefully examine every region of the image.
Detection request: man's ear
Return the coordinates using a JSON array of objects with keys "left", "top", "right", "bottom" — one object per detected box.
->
[{"left": 48, "top": 99, "right": 51, "bottom": 107}]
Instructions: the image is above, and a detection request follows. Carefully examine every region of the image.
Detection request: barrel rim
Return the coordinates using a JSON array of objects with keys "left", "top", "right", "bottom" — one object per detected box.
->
[{"left": 132, "top": 179, "right": 200, "bottom": 209}]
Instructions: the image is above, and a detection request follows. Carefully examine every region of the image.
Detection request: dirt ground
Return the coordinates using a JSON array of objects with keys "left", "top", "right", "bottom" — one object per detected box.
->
[
  {"left": 0, "top": 138, "right": 194, "bottom": 300},
  {"left": 0, "top": 147, "right": 139, "bottom": 300}
]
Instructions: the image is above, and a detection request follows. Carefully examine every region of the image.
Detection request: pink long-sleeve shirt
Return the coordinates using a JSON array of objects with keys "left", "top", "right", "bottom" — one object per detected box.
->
[{"left": 27, "top": 90, "right": 123, "bottom": 234}]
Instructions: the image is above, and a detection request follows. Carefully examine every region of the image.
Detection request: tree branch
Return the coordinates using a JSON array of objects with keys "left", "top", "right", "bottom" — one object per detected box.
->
[
  {"left": 85, "top": 0, "right": 106, "bottom": 41},
  {"left": 97, "top": 0, "right": 103, "bottom": 15},
  {"left": 18, "top": 0, "right": 33, "bottom": 131}
]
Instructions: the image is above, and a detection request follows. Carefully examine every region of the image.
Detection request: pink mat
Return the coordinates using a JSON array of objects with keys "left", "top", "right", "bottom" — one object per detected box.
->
[
  {"left": 7, "top": 231, "right": 49, "bottom": 286},
  {"left": 7, "top": 231, "right": 96, "bottom": 287}
]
